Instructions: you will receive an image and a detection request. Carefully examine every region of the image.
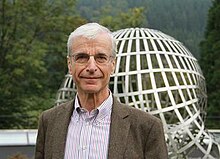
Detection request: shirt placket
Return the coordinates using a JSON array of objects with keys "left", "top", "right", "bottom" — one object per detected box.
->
[{"left": 78, "top": 112, "right": 95, "bottom": 159}]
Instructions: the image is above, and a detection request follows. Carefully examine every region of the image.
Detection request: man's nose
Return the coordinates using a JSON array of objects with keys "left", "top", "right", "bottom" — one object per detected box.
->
[{"left": 86, "top": 56, "right": 98, "bottom": 72}]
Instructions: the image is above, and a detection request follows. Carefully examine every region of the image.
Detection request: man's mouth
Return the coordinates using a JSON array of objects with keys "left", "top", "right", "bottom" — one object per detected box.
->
[{"left": 80, "top": 76, "right": 101, "bottom": 79}]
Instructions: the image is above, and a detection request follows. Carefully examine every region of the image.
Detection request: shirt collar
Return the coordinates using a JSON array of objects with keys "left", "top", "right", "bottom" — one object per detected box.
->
[{"left": 74, "top": 92, "right": 113, "bottom": 121}]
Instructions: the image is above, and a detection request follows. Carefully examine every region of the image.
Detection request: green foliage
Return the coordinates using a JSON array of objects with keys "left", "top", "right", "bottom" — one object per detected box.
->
[
  {"left": 146, "top": 0, "right": 211, "bottom": 59},
  {"left": 0, "top": 0, "right": 86, "bottom": 128},
  {"left": 76, "top": 0, "right": 211, "bottom": 59},
  {"left": 199, "top": 0, "right": 220, "bottom": 128},
  {"left": 99, "top": 7, "right": 146, "bottom": 30}
]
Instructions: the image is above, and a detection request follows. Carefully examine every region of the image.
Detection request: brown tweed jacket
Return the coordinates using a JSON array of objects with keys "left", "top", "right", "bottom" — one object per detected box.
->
[{"left": 35, "top": 96, "right": 168, "bottom": 159}]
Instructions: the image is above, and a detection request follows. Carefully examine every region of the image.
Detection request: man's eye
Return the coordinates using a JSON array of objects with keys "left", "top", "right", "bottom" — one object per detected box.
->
[
  {"left": 75, "top": 54, "right": 88, "bottom": 61},
  {"left": 98, "top": 55, "right": 107, "bottom": 60},
  {"left": 96, "top": 55, "right": 108, "bottom": 62}
]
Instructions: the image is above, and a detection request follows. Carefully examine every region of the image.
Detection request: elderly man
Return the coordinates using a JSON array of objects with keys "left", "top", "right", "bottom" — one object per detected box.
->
[{"left": 35, "top": 23, "right": 168, "bottom": 159}]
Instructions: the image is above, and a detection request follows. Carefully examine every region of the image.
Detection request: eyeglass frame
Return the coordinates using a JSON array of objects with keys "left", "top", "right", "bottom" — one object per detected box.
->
[{"left": 68, "top": 53, "right": 115, "bottom": 65}]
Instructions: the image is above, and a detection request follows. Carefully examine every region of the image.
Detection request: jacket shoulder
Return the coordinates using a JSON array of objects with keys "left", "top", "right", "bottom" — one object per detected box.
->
[
  {"left": 116, "top": 100, "right": 162, "bottom": 128},
  {"left": 40, "top": 100, "right": 74, "bottom": 120}
]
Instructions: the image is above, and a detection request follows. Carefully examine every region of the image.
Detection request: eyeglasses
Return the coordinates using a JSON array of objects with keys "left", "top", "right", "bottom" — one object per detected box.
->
[{"left": 69, "top": 53, "right": 114, "bottom": 65}]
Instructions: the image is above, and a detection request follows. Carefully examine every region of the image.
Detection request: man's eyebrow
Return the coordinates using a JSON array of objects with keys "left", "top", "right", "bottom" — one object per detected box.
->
[
  {"left": 96, "top": 52, "right": 108, "bottom": 55},
  {"left": 73, "top": 52, "right": 87, "bottom": 54}
]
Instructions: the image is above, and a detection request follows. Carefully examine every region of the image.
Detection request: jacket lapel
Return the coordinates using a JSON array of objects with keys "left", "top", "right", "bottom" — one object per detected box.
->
[
  {"left": 51, "top": 100, "right": 74, "bottom": 159},
  {"left": 108, "top": 98, "right": 130, "bottom": 159}
]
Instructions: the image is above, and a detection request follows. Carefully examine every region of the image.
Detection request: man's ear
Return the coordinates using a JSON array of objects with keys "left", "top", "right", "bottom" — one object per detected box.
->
[
  {"left": 67, "top": 56, "right": 72, "bottom": 74},
  {"left": 111, "top": 59, "right": 116, "bottom": 74}
]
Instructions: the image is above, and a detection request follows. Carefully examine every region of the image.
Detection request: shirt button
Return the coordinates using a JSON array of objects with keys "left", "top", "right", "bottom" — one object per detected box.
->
[
  {"left": 86, "top": 121, "right": 91, "bottom": 125},
  {"left": 82, "top": 146, "right": 87, "bottom": 150}
]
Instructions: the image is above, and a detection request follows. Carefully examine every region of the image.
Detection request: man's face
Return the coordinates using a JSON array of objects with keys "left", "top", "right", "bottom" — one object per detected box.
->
[{"left": 68, "top": 33, "right": 115, "bottom": 95}]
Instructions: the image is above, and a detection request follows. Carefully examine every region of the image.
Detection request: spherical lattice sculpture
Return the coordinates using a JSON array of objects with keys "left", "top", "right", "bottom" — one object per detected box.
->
[{"left": 56, "top": 28, "right": 220, "bottom": 158}]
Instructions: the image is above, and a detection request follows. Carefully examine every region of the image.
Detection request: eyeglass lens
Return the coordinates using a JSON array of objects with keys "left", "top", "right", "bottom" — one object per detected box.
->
[{"left": 72, "top": 53, "right": 111, "bottom": 64}]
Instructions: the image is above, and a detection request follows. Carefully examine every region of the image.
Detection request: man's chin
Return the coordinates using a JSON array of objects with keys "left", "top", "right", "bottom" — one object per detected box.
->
[
  {"left": 77, "top": 83, "right": 108, "bottom": 94},
  {"left": 81, "top": 86, "right": 99, "bottom": 93},
  {"left": 84, "top": 89, "right": 98, "bottom": 94}
]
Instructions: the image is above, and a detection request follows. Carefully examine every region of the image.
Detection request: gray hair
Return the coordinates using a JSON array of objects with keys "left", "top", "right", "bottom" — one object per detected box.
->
[{"left": 67, "top": 23, "right": 117, "bottom": 57}]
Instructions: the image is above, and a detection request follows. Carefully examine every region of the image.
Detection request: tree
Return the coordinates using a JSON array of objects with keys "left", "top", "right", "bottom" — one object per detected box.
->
[
  {"left": 0, "top": 0, "right": 86, "bottom": 128},
  {"left": 99, "top": 7, "right": 146, "bottom": 31},
  {"left": 199, "top": 0, "right": 220, "bottom": 128},
  {"left": 76, "top": 0, "right": 211, "bottom": 59}
]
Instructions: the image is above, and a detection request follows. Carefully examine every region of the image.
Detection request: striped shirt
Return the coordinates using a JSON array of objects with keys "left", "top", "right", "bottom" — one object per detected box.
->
[{"left": 64, "top": 93, "right": 113, "bottom": 159}]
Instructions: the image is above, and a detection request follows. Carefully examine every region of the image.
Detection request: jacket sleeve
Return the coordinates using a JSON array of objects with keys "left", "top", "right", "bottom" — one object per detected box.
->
[
  {"left": 144, "top": 119, "right": 168, "bottom": 159},
  {"left": 35, "top": 113, "right": 45, "bottom": 159}
]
